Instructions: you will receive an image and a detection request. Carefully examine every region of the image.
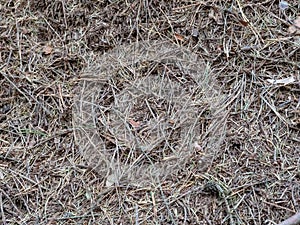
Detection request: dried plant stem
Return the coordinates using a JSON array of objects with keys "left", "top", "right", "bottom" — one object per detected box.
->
[{"left": 278, "top": 212, "right": 300, "bottom": 225}]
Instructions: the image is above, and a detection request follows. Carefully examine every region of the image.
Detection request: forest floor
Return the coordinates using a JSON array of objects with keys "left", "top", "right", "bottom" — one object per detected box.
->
[{"left": 0, "top": 0, "right": 299, "bottom": 224}]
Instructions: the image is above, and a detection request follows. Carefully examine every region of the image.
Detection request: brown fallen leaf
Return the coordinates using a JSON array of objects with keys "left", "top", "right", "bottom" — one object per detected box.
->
[
  {"left": 194, "top": 142, "right": 202, "bottom": 151},
  {"left": 174, "top": 33, "right": 185, "bottom": 42},
  {"left": 288, "top": 16, "right": 300, "bottom": 34},
  {"left": 239, "top": 20, "right": 249, "bottom": 27},
  {"left": 168, "top": 119, "right": 175, "bottom": 125},
  {"left": 43, "top": 45, "right": 53, "bottom": 55},
  {"left": 128, "top": 119, "right": 141, "bottom": 129}
]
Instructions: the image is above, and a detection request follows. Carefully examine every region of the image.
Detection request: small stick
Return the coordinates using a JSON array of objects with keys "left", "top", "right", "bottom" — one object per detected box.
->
[{"left": 278, "top": 212, "right": 300, "bottom": 225}]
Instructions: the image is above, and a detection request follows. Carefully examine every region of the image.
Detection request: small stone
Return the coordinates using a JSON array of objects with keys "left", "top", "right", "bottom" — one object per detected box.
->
[
  {"left": 279, "top": 1, "right": 289, "bottom": 11},
  {"left": 191, "top": 28, "right": 199, "bottom": 38}
]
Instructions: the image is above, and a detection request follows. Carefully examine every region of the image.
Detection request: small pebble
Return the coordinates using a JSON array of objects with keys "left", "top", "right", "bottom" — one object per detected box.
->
[
  {"left": 279, "top": 1, "right": 289, "bottom": 11},
  {"left": 191, "top": 28, "right": 199, "bottom": 38}
]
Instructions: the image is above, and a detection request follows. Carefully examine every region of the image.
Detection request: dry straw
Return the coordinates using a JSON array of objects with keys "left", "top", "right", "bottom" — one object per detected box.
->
[{"left": 73, "top": 41, "right": 226, "bottom": 187}]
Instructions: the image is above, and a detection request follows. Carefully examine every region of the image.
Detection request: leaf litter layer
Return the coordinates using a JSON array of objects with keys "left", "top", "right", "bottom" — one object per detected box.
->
[{"left": 0, "top": 0, "right": 299, "bottom": 224}]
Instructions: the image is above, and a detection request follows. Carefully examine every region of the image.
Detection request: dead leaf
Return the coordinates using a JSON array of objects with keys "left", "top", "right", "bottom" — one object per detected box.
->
[
  {"left": 128, "top": 119, "right": 141, "bottom": 128},
  {"left": 85, "top": 191, "right": 92, "bottom": 200},
  {"left": 288, "top": 16, "right": 300, "bottom": 34},
  {"left": 194, "top": 142, "right": 202, "bottom": 151},
  {"left": 168, "top": 119, "right": 175, "bottom": 124},
  {"left": 208, "top": 8, "right": 217, "bottom": 20},
  {"left": 174, "top": 33, "right": 185, "bottom": 42},
  {"left": 106, "top": 173, "right": 118, "bottom": 187},
  {"left": 239, "top": 20, "right": 249, "bottom": 27},
  {"left": 43, "top": 45, "right": 53, "bottom": 55},
  {"left": 266, "top": 76, "right": 295, "bottom": 85},
  {"left": 22, "top": 28, "right": 30, "bottom": 35}
]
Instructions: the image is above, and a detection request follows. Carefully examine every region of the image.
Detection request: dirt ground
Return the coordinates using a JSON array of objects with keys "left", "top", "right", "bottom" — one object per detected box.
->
[{"left": 0, "top": 0, "right": 299, "bottom": 224}]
